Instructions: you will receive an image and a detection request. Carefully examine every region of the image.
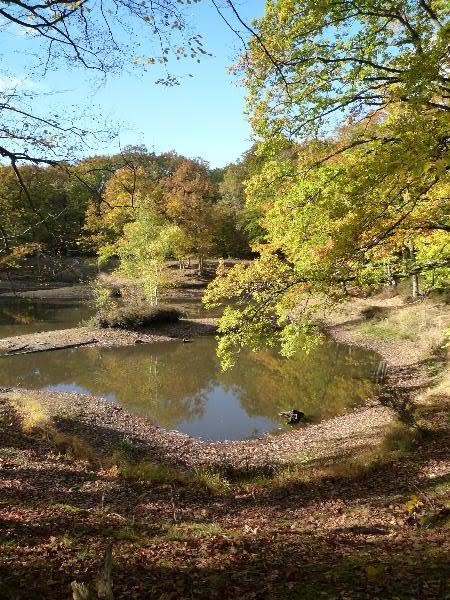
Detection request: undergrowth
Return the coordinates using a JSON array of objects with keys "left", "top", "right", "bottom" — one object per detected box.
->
[
  {"left": 357, "top": 301, "right": 449, "bottom": 353},
  {"left": 10, "top": 395, "right": 95, "bottom": 462},
  {"left": 93, "top": 304, "right": 181, "bottom": 330}
]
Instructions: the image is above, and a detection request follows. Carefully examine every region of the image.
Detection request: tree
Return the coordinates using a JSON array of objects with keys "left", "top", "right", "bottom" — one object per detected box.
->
[
  {"left": 216, "top": 147, "right": 266, "bottom": 256},
  {"left": 0, "top": 0, "right": 208, "bottom": 267},
  {"left": 242, "top": 0, "right": 449, "bottom": 140},
  {"left": 0, "top": 0, "right": 206, "bottom": 167},
  {"left": 163, "top": 159, "right": 219, "bottom": 274},
  {"left": 205, "top": 0, "right": 450, "bottom": 366},
  {"left": 99, "top": 207, "right": 184, "bottom": 304}
]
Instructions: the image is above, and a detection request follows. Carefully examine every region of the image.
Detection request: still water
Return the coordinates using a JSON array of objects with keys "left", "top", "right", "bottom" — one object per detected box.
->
[
  {"left": 0, "top": 297, "right": 381, "bottom": 440},
  {"left": 0, "top": 297, "right": 93, "bottom": 338}
]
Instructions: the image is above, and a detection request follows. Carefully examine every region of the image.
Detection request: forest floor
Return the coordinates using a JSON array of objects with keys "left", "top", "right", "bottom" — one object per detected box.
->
[{"left": 0, "top": 294, "right": 449, "bottom": 599}]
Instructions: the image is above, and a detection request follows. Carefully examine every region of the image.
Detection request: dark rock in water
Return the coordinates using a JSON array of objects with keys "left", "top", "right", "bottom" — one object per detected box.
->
[
  {"left": 182, "top": 338, "right": 191, "bottom": 343},
  {"left": 279, "top": 409, "right": 305, "bottom": 424}
]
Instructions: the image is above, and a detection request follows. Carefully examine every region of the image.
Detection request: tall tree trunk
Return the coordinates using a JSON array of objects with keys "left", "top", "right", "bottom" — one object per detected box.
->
[
  {"left": 411, "top": 273, "right": 419, "bottom": 299},
  {"left": 408, "top": 244, "right": 419, "bottom": 298},
  {"left": 197, "top": 256, "right": 203, "bottom": 276}
]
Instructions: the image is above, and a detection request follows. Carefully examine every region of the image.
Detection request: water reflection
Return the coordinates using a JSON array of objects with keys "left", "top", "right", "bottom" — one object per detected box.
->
[
  {"left": 0, "top": 297, "right": 93, "bottom": 338},
  {"left": 0, "top": 337, "right": 379, "bottom": 441}
]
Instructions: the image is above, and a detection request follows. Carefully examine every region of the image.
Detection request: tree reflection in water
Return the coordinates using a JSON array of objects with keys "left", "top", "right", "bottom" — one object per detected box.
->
[{"left": 0, "top": 337, "right": 379, "bottom": 440}]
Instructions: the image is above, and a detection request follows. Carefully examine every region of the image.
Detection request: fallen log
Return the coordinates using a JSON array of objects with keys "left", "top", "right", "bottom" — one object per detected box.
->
[{"left": 4, "top": 339, "right": 98, "bottom": 356}]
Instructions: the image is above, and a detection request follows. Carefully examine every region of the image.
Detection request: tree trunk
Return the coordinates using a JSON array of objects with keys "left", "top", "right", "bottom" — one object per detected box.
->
[
  {"left": 197, "top": 256, "right": 203, "bottom": 276},
  {"left": 411, "top": 273, "right": 419, "bottom": 299},
  {"left": 386, "top": 263, "right": 396, "bottom": 287}
]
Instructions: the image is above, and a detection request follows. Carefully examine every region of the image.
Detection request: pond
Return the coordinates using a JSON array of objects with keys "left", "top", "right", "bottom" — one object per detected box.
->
[
  {"left": 0, "top": 297, "right": 93, "bottom": 338},
  {"left": 0, "top": 297, "right": 381, "bottom": 440}
]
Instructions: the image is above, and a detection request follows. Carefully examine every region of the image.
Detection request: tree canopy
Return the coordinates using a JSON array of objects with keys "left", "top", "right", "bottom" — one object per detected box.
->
[{"left": 204, "top": 0, "right": 450, "bottom": 367}]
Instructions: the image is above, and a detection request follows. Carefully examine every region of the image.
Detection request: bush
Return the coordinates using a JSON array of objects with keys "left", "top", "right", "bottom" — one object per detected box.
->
[{"left": 94, "top": 304, "right": 181, "bottom": 330}]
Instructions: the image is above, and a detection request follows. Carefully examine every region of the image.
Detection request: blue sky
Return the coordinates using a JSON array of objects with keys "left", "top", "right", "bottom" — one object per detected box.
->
[{"left": 2, "top": 0, "right": 265, "bottom": 167}]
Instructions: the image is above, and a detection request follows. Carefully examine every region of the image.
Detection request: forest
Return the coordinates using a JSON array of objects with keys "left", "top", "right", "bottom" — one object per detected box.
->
[{"left": 0, "top": 0, "right": 449, "bottom": 599}]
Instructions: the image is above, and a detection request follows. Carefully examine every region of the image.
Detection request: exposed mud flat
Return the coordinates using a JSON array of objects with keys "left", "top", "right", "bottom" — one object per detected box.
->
[{"left": 0, "top": 319, "right": 218, "bottom": 354}]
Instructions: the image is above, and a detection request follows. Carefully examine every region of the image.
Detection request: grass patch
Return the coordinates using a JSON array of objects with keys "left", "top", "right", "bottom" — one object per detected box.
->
[
  {"left": 357, "top": 300, "right": 450, "bottom": 351},
  {"left": 111, "top": 455, "right": 233, "bottom": 494},
  {"left": 51, "top": 503, "right": 84, "bottom": 513},
  {"left": 114, "top": 457, "right": 184, "bottom": 483},
  {"left": 117, "top": 435, "right": 138, "bottom": 459},
  {"left": 424, "top": 474, "right": 450, "bottom": 498},
  {"left": 94, "top": 303, "right": 181, "bottom": 330},
  {"left": 10, "top": 395, "right": 96, "bottom": 463},
  {"left": 191, "top": 468, "right": 231, "bottom": 493},
  {"left": 380, "top": 422, "right": 420, "bottom": 454},
  {"left": 162, "top": 521, "right": 223, "bottom": 541},
  {"left": 419, "top": 366, "right": 450, "bottom": 404},
  {"left": 11, "top": 396, "right": 49, "bottom": 432},
  {"left": 357, "top": 322, "right": 415, "bottom": 341},
  {"left": 0, "top": 539, "right": 20, "bottom": 551},
  {"left": 110, "top": 526, "right": 141, "bottom": 541}
]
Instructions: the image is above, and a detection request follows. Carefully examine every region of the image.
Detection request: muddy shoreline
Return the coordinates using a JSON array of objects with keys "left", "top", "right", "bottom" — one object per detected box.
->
[{"left": 0, "top": 318, "right": 218, "bottom": 354}]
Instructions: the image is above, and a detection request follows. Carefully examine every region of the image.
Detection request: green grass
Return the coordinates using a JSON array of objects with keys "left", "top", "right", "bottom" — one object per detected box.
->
[
  {"left": 110, "top": 526, "right": 141, "bottom": 541},
  {"left": 51, "top": 503, "right": 84, "bottom": 513},
  {"left": 115, "top": 458, "right": 185, "bottom": 484},
  {"left": 191, "top": 468, "right": 231, "bottom": 493},
  {"left": 381, "top": 422, "right": 420, "bottom": 454},
  {"left": 357, "top": 322, "right": 416, "bottom": 341},
  {"left": 0, "top": 539, "right": 20, "bottom": 552},
  {"left": 357, "top": 301, "right": 450, "bottom": 352},
  {"left": 162, "top": 521, "right": 223, "bottom": 541}
]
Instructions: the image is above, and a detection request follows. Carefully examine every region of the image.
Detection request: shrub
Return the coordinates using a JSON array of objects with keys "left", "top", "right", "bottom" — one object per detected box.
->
[{"left": 94, "top": 304, "right": 181, "bottom": 330}]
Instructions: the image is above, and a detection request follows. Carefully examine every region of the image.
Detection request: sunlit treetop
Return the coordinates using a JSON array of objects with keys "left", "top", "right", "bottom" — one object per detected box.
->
[{"left": 241, "top": 0, "right": 449, "bottom": 139}]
